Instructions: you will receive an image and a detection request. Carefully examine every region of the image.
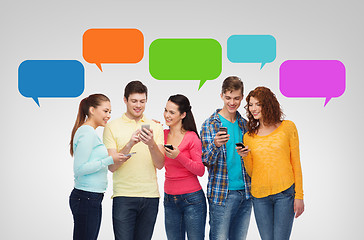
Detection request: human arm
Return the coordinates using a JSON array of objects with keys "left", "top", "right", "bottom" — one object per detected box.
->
[
  {"left": 289, "top": 121, "right": 304, "bottom": 200},
  {"left": 140, "top": 127, "right": 164, "bottom": 169},
  {"left": 200, "top": 121, "right": 226, "bottom": 166},
  {"left": 242, "top": 134, "right": 253, "bottom": 177},
  {"left": 73, "top": 129, "right": 114, "bottom": 177},
  {"left": 294, "top": 199, "right": 304, "bottom": 218},
  {"left": 103, "top": 124, "right": 138, "bottom": 172},
  {"left": 165, "top": 133, "right": 205, "bottom": 176}
]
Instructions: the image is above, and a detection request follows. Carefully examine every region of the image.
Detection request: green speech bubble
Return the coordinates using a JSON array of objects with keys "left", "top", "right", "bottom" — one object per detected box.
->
[{"left": 149, "top": 39, "right": 222, "bottom": 90}]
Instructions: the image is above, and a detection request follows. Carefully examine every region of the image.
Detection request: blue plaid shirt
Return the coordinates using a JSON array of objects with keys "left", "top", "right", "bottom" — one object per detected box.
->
[{"left": 200, "top": 109, "right": 251, "bottom": 205}]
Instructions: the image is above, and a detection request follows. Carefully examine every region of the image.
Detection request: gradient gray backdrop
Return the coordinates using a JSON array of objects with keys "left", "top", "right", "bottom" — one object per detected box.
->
[{"left": 1, "top": 0, "right": 363, "bottom": 239}]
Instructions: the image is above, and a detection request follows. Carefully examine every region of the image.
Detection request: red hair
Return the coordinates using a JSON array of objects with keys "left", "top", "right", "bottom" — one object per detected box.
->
[{"left": 245, "top": 87, "right": 284, "bottom": 135}]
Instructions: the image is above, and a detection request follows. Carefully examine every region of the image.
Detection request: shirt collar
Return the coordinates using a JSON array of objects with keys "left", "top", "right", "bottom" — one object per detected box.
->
[
  {"left": 211, "top": 108, "right": 242, "bottom": 123},
  {"left": 121, "top": 113, "right": 146, "bottom": 123}
]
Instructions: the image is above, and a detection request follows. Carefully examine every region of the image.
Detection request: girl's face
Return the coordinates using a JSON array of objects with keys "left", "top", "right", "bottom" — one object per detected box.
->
[
  {"left": 90, "top": 101, "right": 111, "bottom": 127},
  {"left": 164, "top": 101, "right": 186, "bottom": 127},
  {"left": 248, "top": 97, "right": 263, "bottom": 121}
]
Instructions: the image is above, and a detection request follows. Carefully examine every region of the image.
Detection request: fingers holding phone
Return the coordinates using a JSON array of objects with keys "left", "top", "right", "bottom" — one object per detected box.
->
[
  {"left": 112, "top": 152, "right": 132, "bottom": 164},
  {"left": 236, "top": 143, "right": 250, "bottom": 157},
  {"left": 214, "top": 127, "right": 230, "bottom": 147},
  {"left": 140, "top": 124, "right": 154, "bottom": 146},
  {"left": 164, "top": 144, "right": 179, "bottom": 159}
]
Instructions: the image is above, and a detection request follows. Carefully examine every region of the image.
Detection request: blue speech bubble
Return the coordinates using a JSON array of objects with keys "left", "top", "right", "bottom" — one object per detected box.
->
[
  {"left": 227, "top": 35, "right": 276, "bottom": 69},
  {"left": 18, "top": 60, "right": 84, "bottom": 107}
]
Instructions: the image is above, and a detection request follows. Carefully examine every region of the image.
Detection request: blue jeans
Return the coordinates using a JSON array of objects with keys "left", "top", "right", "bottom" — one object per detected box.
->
[
  {"left": 112, "top": 196, "right": 159, "bottom": 240},
  {"left": 209, "top": 189, "right": 252, "bottom": 240},
  {"left": 252, "top": 184, "right": 295, "bottom": 240},
  {"left": 69, "top": 188, "right": 104, "bottom": 240},
  {"left": 164, "top": 189, "right": 207, "bottom": 240}
]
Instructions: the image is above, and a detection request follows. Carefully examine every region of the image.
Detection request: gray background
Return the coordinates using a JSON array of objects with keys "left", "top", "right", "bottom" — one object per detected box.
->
[{"left": 1, "top": 0, "right": 363, "bottom": 239}]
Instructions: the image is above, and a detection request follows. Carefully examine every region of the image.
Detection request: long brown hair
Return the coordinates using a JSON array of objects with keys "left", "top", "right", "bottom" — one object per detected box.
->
[
  {"left": 70, "top": 94, "right": 110, "bottom": 156},
  {"left": 168, "top": 94, "right": 199, "bottom": 138},
  {"left": 245, "top": 87, "right": 284, "bottom": 136}
]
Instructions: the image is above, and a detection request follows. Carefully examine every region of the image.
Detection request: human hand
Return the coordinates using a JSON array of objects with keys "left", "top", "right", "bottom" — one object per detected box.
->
[
  {"left": 140, "top": 127, "right": 154, "bottom": 146},
  {"left": 236, "top": 146, "right": 250, "bottom": 158},
  {"left": 111, "top": 152, "right": 131, "bottom": 164},
  {"left": 294, "top": 199, "right": 305, "bottom": 218},
  {"left": 164, "top": 145, "right": 180, "bottom": 159},
  {"left": 214, "top": 131, "right": 230, "bottom": 147},
  {"left": 128, "top": 129, "right": 141, "bottom": 147}
]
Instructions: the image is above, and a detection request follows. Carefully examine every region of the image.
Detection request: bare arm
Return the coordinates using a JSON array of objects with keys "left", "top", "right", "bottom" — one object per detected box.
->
[
  {"left": 108, "top": 129, "right": 141, "bottom": 172},
  {"left": 140, "top": 128, "right": 164, "bottom": 169}
]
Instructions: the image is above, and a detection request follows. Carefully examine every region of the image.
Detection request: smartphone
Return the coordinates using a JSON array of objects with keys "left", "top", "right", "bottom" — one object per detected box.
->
[
  {"left": 164, "top": 144, "right": 174, "bottom": 150},
  {"left": 219, "top": 127, "right": 228, "bottom": 135},
  {"left": 125, "top": 152, "right": 136, "bottom": 157},
  {"left": 141, "top": 124, "right": 150, "bottom": 134},
  {"left": 235, "top": 142, "right": 245, "bottom": 148}
]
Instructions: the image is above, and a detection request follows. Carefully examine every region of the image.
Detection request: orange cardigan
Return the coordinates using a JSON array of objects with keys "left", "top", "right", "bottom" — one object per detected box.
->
[{"left": 243, "top": 120, "right": 303, "bottom": 199}]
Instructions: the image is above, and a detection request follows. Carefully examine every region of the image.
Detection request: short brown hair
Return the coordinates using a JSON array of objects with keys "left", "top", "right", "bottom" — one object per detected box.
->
[
  {"left": 124, "top": 80, "right": 148, "bottom": 100},
  {"left": 221, "top": 76, "right": 244, "bottom": 95}
]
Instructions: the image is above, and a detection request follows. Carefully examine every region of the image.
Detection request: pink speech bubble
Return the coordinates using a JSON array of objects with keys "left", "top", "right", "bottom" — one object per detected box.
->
[{"left": 279, "top": 60, "right": 345, "bottom": 106}]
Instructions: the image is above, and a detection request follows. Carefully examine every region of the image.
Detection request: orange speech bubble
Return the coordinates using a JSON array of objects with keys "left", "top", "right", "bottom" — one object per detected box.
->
[{"left": 83, "top": 28, "right": 144, "bottom": 71}]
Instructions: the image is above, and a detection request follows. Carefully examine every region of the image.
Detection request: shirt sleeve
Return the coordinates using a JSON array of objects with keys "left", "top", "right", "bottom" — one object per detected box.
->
[
  {"left": 242, "top": 133, "right": 253, "bottom": 177},
  {"left": 175, "top": 133, "right": 205, "bottom": 176},
  {"left": 200, "top": 120, "right": 220, "bottom": 166},
  {"left": 74, "top": 129, "right": 114, "bottom": 177},
  {"left": 103, "top": 123, "right": 117, "bottom": 150},
  {"left": 153, "top": 122, "right": 164, "bottom": 146},
  {"left": 288, "top": 121, "right": 304, "bottom": 199}
]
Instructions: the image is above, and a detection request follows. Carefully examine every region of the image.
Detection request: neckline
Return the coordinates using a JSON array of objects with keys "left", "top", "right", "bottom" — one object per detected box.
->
[
  {"left": 165, "top": 129, "right": 189, "bottom": 148},
  {"left": 255, "top": 120, "right": 285, "bottom": 137},
  {"left": 218, "top": 113, "right": 237, "bottom": 124}
]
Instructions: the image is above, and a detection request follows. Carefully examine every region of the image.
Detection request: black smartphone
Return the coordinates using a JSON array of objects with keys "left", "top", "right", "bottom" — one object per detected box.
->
[
  {"left": 235, "top": 142, "right": 246, "bottom": 149},
  {"left": 219, "top": 127, "right": 228, "bottom": 135},
  {"left": 164, "top": 144, "right": 174, "bottom": 150}
]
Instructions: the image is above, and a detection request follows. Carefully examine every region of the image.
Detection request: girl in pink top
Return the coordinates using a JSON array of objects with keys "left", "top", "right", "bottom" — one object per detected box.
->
[{"left": 163, "top": 94, "right": 206, "bottom": 240}]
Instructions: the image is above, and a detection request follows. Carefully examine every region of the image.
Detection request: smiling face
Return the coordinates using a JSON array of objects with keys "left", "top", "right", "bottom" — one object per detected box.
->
[
  {"left": 89, "top": 101, "right": 111, "bottom": 127},
  {"left": 221, "top": 89, "right": 243, "bottom": 115},
  {"left": 164, "top": 100, "right": 186, "bottom": 127},
  {"left": 124, "top": 93, "right": 147, "bottom": 121},
  {"left": 248, "top": 96, "right": 263, "bottom": 121}
]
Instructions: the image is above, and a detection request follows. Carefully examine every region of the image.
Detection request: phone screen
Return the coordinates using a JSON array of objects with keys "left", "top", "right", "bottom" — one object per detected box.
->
[
  {"left": 141, "top": 124, "right": 150, "bottom": 134},
  {"left": 219, "top": 127, "right": 227, "bottom": 135},
  {"left": 235, "top": 143, "right": 245, "bottom": 148},
  {"left": 164, "top": 144, "right": 174, "bottom": 150}
]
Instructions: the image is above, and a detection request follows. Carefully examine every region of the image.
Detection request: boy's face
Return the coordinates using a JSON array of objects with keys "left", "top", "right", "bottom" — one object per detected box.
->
[
  {"left": 220, "top": 89, "right": 244, "bottom": 115},
  {"left": 124, "top": 93, "right": 147, "bottom": 120}
]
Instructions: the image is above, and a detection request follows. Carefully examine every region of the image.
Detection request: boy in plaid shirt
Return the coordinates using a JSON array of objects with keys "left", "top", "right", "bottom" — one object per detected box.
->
[{"left": 201, "top": 76, "right": 252, "bottom": 240}]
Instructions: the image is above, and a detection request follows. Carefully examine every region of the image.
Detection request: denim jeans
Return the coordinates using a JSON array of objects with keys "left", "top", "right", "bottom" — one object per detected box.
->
[
  {"left": 112, "top": 196, "right": 159, "bottom": 240},
  {"left": 164, "top": 189, "right": 207, "bottom": 240},
  {"left": 69, "top": 188, "right": 104, "bottom": 240},
  {"left": 209, "top": 189, "right": 252, "bottom": 240},
  {"left": 252, "top": 184, "right": 295, "bottom": 240}
]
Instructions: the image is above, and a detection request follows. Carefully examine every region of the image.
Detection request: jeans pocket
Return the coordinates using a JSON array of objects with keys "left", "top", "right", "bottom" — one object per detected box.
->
[{"left": 184, "top": 190, "right": 205, "bottom": 205}]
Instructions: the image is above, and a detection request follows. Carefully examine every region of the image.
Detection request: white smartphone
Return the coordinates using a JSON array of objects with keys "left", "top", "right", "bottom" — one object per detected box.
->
[{"left": 141, "top": 124, "right": 150, "bottom": 134}]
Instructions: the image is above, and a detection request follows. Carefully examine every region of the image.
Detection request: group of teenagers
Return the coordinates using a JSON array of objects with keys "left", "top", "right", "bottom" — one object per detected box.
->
[{"left": 69, "top": 76, "right": 304, "bottom": 240}]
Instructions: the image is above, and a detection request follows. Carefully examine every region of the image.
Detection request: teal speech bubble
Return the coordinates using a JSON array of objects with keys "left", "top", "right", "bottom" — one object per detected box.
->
[
  {"left": 227, "top": 35, "right": 276, "bottom": 69},
  {"left": 149, "top": 39, "right": 222, "bottom": 90}
]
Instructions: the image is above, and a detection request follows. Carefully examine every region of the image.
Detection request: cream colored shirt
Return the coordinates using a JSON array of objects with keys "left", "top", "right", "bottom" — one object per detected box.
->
[{"left": 103, "top": 114, "right": 164, "bottom": 198}]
